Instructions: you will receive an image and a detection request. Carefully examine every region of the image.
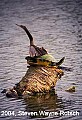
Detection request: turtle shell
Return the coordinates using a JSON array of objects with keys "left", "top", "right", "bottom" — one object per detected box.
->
[{"left": 40, "top": 54, "right": 56, "bottom": 62}]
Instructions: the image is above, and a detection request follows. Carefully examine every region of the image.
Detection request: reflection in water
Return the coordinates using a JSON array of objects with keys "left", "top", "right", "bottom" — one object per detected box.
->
[{"left": 24, "top": 93, "right": 64, "bottom": 118}]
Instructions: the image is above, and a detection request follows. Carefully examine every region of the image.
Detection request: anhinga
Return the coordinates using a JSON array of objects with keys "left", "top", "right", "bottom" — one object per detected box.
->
[{"left": 16, "top": 24, "right": 47, "bottom": 57}]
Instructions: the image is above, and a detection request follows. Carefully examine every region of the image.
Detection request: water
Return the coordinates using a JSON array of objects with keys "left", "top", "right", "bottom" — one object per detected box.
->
[{"left": 0, "top": 0, "right": 82, "bottom": 119}]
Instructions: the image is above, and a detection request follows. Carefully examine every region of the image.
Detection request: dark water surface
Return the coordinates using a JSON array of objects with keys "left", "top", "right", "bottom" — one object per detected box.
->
[{"left": 0, "top": 0, "right": 82, "bottom": 119}]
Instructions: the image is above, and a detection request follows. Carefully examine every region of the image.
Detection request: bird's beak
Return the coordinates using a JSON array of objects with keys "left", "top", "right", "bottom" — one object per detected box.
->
[
  {"left": 16, "top": 24, "right": 25, "bottom": 29},
  {"left": 16, "top": 24, "right": 21, "bottom": 27}
]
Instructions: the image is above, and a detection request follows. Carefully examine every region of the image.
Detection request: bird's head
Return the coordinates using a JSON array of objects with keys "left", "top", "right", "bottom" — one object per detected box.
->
[{"left": 16, "top": 24, "right": 26, "bottom": 30}]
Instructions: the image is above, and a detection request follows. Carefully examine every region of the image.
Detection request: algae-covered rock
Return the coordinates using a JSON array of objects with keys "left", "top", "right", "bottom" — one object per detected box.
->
[
  {"left": 14, "top": 66, "right": 64, "bottom": 96},
  {"left": 2, "top": 66, "right": 64, "bottom": 97}
]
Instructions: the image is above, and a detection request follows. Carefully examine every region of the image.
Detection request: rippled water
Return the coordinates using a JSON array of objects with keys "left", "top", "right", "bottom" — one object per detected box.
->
[{"left": 0, "top": 0, "right": 82, "bottom": 119}]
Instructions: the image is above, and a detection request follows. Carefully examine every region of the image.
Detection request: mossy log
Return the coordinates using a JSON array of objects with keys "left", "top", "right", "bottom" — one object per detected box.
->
[{"left": 14, "top": 66, "right": 64, "bottom": 96}]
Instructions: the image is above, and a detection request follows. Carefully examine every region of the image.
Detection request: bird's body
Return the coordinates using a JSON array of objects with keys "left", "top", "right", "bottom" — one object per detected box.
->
[
  {"left": 29, "top": 45, "right": 38, "bottom": 57},
  {"left": 16, "top": 24, "right": 65, "bottom": 67},
  {"left": 16, "top": 24, "right": 47, "bottom": 57}
]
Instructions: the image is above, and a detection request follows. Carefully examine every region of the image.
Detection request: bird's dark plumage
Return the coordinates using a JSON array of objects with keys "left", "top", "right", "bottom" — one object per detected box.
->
[{"left": 16, "top": 24, "right": 48, "bottom": 57}]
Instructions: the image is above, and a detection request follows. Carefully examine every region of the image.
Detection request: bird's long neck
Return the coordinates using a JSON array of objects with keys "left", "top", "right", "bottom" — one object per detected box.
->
[{"left": 23, "top": 27, "right": 34, "bottom": 45}]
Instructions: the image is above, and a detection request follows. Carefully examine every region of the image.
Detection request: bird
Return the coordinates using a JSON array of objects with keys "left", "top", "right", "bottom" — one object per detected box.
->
[{"left": 16, "top": 24, "right": 48, "bottom": 57}]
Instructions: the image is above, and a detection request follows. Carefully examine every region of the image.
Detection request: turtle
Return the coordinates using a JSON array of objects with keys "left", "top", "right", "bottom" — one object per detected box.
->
[{"left": 25, "top": 54, "right": 65, "bottom": 67}]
